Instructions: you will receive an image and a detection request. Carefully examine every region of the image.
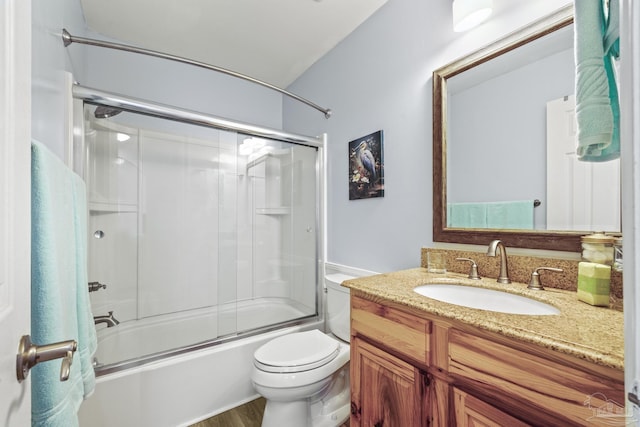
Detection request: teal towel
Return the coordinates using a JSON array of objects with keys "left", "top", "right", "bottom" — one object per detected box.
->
[
  {"left": 604, "top": 0, "right": 620, "bottom": 58},
  {"left": 574, "top": 0, "right": 620, "bottom": 161},
  {"left": 486, "top": 200, "right": 534, "bottom": 230},
  {"left": 447, "top": 202, "right": 488, "bottom": 228},
  {"left": 31, "top": 141, "right": 97, "bottom": 427}
]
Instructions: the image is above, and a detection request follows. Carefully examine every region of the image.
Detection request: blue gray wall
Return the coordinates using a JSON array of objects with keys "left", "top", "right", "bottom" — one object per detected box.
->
[
  {"left": 81, "top": 32, "right": 284, "bottom": 129},
  {"left": 32, "top": 0, "right": 87, "bottom": 158},
  {"left": 32, "top": 0, "right": 286, "bottom": 160},
  {"left": 283, "top": 0, "right": 572, "bottom": 273},
  {"left": 32, "top": 0, "right": 572, "bottom": 274}
]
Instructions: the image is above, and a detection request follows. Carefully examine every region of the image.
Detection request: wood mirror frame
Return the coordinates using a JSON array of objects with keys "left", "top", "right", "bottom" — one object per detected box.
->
[{"left": 432, "top": 5, "right": 585, "bottom": 252}]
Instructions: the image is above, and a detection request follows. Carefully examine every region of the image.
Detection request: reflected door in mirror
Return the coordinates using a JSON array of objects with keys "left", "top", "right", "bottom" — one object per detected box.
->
[{"left": 546, "top": 95, "right": 620, "bottom": 232}]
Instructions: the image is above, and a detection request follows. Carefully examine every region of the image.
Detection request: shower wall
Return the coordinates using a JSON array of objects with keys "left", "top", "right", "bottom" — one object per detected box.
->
[{"left": 83, "top": 106, "right": 319, "bottom": 366}]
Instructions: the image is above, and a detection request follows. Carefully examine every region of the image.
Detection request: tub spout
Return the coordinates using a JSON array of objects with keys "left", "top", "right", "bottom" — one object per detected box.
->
[{"left": 94, "top": 311, "right": 120, "bottom": 328}]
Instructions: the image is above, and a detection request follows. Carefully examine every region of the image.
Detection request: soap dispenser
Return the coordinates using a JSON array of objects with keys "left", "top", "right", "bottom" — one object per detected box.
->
[{"left": 580, "top": 232, "right": 615, "bottom": 265}]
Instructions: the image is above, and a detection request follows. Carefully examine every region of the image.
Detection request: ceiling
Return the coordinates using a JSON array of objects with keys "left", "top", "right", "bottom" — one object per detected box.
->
[{"left": 79, "top": 0, "right": 388, "bottom": 88}]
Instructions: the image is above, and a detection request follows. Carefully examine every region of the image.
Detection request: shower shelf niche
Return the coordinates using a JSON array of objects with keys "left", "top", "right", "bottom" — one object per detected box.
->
[
  {"left": 89, "top": 202, "right": 138, "bottom": 213},
  {"left": 256, "top": 207, "right": 290, "bottom": 215}
]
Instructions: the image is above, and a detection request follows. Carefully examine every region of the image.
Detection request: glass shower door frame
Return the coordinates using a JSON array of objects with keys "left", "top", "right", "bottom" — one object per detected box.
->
[{"left": 71, "top": 86, "right": 326, "bottom": 374}]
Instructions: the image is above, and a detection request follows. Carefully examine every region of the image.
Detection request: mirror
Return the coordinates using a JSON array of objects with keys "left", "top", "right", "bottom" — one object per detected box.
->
[{"left": 433, "top": 5, "right": 621, "bottom": 252}]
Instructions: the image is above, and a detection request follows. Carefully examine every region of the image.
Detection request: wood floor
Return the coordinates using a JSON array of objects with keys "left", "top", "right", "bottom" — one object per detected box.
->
[
  {"left": 190, "top": 398, "right": 265, "bottom": 427},
  {"left": 190, "top": 398, "right": 349, "bottom": 427}
]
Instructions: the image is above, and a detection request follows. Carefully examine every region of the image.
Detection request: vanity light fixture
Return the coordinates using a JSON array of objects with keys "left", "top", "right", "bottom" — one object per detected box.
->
[{"left": 453, "top": 0, "right": 493, "bottom": 32}]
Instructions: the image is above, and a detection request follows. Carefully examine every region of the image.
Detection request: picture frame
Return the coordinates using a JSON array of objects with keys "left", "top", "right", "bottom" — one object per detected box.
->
[{"left": 348, "top": 130, "right": 384, "bottom": 200}]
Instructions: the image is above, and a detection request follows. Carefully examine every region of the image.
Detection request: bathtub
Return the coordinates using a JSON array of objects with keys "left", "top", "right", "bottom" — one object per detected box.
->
[{"left": 78, "top": 299, "right": 321, "bottom": 427}]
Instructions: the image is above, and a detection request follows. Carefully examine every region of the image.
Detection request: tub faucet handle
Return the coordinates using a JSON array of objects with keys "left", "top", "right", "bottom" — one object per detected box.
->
[
  {"left": 88, "top": 281, "right": 107, "bottom": 292},
  {"left": 456, "top": 258, "right": 481, "bottom": 280}
]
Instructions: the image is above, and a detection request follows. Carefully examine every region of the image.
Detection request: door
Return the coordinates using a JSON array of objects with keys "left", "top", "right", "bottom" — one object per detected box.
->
[
  {"left": 0, "top": 0, "right": 32, "bottom": 425},
  {"left": 621, "top": 0, "right": 640, "bottom": 423}
]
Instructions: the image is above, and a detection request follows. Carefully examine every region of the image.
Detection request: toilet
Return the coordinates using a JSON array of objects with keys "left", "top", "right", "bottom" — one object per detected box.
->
[{"left": 251, "top": 273, "right": 353, "bottom": 427}]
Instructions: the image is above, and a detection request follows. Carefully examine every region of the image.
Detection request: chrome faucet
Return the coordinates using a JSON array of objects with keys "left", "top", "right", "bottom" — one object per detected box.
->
[
  {"left": 94, "top": 311, "right": 120, "bottom": 328},
  {"left": 487, "top": 240, "right": 511, "bottom": 284}
]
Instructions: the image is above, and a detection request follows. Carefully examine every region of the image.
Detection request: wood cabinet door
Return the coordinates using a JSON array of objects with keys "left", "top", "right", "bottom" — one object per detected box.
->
[
  {"left": 351, "top": 337, "right": 428, "bottom": 427},
  {"left": 453, "top": 388, "right": 531, "bottom": 427}
]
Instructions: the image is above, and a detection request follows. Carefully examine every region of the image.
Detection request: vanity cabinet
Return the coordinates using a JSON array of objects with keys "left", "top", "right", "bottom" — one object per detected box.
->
[
  {"left": 350, "top": 296, "right": 432, "bottom": 427},
  {"left": 350, "top": 294, "right": 625, "bottom": 427}
]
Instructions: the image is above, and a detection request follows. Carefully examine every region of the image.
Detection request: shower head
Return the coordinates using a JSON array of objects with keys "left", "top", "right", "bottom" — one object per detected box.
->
[{"left": 94, "top": 105, "right": 123, "bottom": 119}]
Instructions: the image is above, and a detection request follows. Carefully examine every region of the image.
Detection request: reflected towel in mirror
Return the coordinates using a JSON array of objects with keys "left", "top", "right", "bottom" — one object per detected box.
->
[
  {"left": 448, "top": 202, "right": 488, "bottom": 228},
  {"left": 486, "top": 200, "right": 534, "bottom": 229},
  {"left": 448, "top": 200, "right": 534, "bottom": 229}
]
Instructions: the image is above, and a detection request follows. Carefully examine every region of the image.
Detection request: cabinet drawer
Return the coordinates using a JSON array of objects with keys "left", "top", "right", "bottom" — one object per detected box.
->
[
  {"left": 449, "top": 329, "right": 625, "bottom": 426},
  {"left": 351, "top": 296, "right": 431, "bottom": 366},
  {"left": 453, "top": 387, "right": 531, "bottom": 427}
]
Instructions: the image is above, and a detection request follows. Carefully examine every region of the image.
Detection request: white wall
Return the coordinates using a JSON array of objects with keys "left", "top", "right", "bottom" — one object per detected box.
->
[{"left": 283, "top": 0, "right": 573, "bottom": 273}]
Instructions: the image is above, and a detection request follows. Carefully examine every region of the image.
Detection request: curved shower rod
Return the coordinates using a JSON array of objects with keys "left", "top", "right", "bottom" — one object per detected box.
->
[{"left": 61, "top": 29, "right": 332, "bottom": 119}]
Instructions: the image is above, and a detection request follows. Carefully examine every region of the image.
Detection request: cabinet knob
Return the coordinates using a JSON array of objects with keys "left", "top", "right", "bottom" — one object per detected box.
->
[{"left": 350, "top": 401, "right": 359, "bottom": 415}]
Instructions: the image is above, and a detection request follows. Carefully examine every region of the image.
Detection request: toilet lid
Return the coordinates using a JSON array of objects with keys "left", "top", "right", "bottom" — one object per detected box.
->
[{"left": 254, "top": 330, "right": 340, "bottom": 373}]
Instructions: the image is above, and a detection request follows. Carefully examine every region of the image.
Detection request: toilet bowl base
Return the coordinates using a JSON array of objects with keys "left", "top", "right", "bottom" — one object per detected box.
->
[
  {"left": 260, "top": 365, "right": 350, "bottom": 427},
  {"left": 260, "top": 398, "right": 349, "bottom": 427},
  {"left": 261, "top": 400, "right": 308, "bottom": 427}
]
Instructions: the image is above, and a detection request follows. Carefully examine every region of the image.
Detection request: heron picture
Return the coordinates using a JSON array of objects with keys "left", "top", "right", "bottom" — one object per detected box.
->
[{"left": 349, "top": 130, "right": 384, "bottom": 200}]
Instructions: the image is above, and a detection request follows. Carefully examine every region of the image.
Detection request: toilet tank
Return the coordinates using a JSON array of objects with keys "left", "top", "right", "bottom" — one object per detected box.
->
[{"left": 325, "top": 274, "right": 353, "bottom": 342}]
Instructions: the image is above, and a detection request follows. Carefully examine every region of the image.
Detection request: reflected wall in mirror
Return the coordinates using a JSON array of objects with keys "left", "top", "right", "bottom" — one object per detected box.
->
[{"left": 433, "top": 4, "right": 621, "bottom": 252}]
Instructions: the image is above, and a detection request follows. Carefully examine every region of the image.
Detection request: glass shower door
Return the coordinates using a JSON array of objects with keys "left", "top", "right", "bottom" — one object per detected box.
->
[{"left": 81, "top": 102, "right": 319, "bottom": 369}]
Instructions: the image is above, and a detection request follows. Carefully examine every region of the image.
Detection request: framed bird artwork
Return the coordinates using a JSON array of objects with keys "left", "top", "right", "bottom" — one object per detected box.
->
[{"left": 348, "top": 130, "right": 384, "bottom": 200}]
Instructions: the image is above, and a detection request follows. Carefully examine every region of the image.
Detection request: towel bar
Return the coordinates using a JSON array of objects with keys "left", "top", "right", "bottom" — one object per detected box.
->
[{"left": 16, "top": 334, "right": 77, "bottom": 383}]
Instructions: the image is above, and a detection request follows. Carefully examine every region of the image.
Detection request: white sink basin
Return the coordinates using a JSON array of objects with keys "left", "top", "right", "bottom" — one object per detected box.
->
[{"left": 414, "top": 284, "right": 560, "bottom": 315}]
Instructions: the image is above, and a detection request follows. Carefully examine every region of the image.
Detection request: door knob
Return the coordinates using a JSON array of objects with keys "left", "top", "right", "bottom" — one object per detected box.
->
[{"left": 16, "top": 334, "right": 77, "bottom": 383}]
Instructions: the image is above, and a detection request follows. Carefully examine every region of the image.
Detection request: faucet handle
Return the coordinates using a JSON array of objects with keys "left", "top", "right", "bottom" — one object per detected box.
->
[
  {"left": 456, "top": 258, "right": 481, "bottom": 280},
  {"left": 528, "top": 267, "right": 563, "bottom": 290},
  {"left": 88, "top": 281, "right": 107, "bottom": 292}
]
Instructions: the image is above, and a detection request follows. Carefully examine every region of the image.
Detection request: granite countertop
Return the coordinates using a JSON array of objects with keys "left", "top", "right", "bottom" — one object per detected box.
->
[{"left": 342, "top": 268, "right": 624, "bottom": 371}]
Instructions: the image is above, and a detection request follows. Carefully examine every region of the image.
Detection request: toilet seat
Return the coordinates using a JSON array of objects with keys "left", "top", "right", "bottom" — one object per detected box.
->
[{"left": 254, "top": 330, "right": 340, "bottom": 373}]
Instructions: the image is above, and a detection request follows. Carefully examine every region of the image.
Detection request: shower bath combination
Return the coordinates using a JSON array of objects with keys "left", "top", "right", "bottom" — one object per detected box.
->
[
  {"left": 63, "top": 24, "right": 331, "bottom": 426},
  {"left": 73, "top": 86, "right": 326, "bottom": 427}
]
